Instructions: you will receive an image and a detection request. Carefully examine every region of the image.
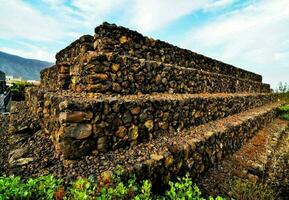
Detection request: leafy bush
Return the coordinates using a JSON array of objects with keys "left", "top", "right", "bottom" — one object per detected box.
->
[
  {"left": 165, "top": 174, "right": 203, "bottom": 199},
  {"left": 165, "top": 174, "right": 223, "bottom": 200},
  {"left": 278, "top": 105, "right": 289, "bottom": 113},
  {"left": 0, "top": 175, "right": 62, "bottom": 200},
  {"left": 281, "top": 114, "right": 289, "bottom": 121},
  {"left": 0, "top": 170, "right": 223, "bottom": 199},
  {"left": 278, "top": 105, "right": 289, "bottom": 121}
]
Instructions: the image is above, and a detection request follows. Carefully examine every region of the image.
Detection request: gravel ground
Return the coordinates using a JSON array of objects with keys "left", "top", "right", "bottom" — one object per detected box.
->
[{"left": 0, "top": 113, "right": 10, "bottom": 173}]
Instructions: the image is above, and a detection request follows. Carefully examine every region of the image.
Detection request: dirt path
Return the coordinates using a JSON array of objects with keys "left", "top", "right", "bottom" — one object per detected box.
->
[{"left": 198, "top": 118, "right": 288, "bottom": 199}]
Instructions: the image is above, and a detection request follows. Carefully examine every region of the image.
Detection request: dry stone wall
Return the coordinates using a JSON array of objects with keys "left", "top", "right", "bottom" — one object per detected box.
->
[
  {"left": 41, "top": 22, "right": 271, "bottom": 94},
  {"left": 126, "top": 104, "right": 279, "bottom": 184},
  {"left": 26, "top": 87, "right": 277, "bottom": 159},
  {"left": 70, "top": 53, "right": 270, "bottom": 94},
  {"left": 28, "top": 21, "right": 277, "bottom": 171},
  {"left": 40, "top": 65, "right": 58, "bottom": 90},
  {"left": 41, "top": 51, "right": 270, "bottom": 94},
  {"left": 54, "top": 35, "right": 94, "bottom": 90},
  {"left": 93, "top": 22, "right": 262, "bottom": 82}
]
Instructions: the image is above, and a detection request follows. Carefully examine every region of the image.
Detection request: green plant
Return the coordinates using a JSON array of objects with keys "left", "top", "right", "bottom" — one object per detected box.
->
[
  {"left": 0, "top": 175, "right": 62, "bottom": 200},
  {"left": 0, "top": 173, "right": 224, "bottom": 199},
  {"left": 278, "top": 105, "right": 289, "bottom": 121},
  {"left": 281, "top": 113, "right": 289, "bottom": 121},
  {"left": 68, "top": 177, "right": 94, "bottom": 200},
  {"left": 34, "top": 175, "right": 62, "bottom": 199},
  {"left": 134, "top": 180, "right": 152, "bottom": 200},
  {"left": 278, "top": 105, "right": 289, "bottom": 113},
  {"left": 165, "top": 173, "right": 204, "bottom": 200}
]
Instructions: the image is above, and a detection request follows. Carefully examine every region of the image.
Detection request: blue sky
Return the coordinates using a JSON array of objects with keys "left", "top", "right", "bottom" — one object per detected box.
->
[{"left": 0, "top": 0, "right": 288, "bottom": 88}]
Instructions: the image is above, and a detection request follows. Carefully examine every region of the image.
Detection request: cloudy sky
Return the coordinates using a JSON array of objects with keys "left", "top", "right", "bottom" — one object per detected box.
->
[{"left": 0, "top": 0, "right": 288, "bottom": 88}]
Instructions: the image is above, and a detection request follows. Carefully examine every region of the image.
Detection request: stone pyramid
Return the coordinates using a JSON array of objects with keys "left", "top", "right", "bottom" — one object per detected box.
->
[{"left": 26, "top": 22, "right": 280, "bottom": 184}]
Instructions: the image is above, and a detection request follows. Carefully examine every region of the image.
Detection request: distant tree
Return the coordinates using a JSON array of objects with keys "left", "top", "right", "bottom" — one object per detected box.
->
[{"left": 278, "top": 82, "right": 288, "bottom": 93}]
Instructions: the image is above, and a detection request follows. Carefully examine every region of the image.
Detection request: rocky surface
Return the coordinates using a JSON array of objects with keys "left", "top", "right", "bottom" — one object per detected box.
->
[
  {"left": 0, "top": 101, "right": 41, "bottom": 174},
  {"left": 26, "top": 88, "right": 277, "bottom": 159},
  {"left": 43, "top": 52, "right": 270, "bottom": 94},
  {"left": 56, "top": 22, "right": 262, "bottom": 82},
  {"left": 40, "top": 23, "right": 272, "bottom": 95},
  {"left": 0, "top": 101, "right": 282, "bottom": 186},
  {"left": 0, "top": 113, "right": 9, "bottom": 172}
]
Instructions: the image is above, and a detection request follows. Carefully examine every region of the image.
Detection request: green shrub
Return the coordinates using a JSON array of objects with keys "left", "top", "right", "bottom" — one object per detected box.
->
[
  {"left": 165, "top": 174, "right": 223, "bottom": 200},
  {"left": 278, "top": 105, "right": 289, "bottom": 113},
  {"left": 281, "top": 113, "right": 289, "bottom": 121},
  {"left": 278, "top": 105, "right": 289, "bottom": 121},
  {"left": 165, "top": 174, "right": 203, "bottom": 200},
  {"left": 0, "top": 172, "right": 223, "bottom": 200},
  {"left": 0, "top": 175, "right": 62, "bottom": 200}
]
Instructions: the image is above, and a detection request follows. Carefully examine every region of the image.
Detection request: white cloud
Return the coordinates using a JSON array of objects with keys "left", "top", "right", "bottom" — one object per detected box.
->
[
  {"left": 0, "top": 0, "right": 234, "bottom": 43},
  {"left": 0, "top": 0, "right": 66, "bottom": 42},
  {"left": 203, "top": 0, "right": 234, "bottom": 10},
  {"left": 181, "top": 0, "right": 289, "bottom": 86},
  {"left": 127, "top": 0, "right": 207, "bottom": 32},
  {"left": 1, "top": 0, "right": 288, "bottom": 87},
  {"left": 125, "top": 0, "right": 235, "bottom": 33},
  {"left": 70, "top": 0, "right": 128, "bottom": 28}
]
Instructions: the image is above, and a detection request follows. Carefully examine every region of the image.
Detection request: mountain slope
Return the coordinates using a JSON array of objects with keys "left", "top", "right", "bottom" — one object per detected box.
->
[{"left": 0, "top": 51, "right": 54, "bottom": 80}]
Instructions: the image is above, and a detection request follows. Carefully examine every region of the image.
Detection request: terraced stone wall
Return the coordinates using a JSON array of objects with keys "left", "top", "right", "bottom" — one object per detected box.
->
[
  {"left": 41, "top": 23, "right": 271, "bottom": 94},
  {"left": 68, "top": 53, "right": 270, "bottom": 94},
  {"left": 56, "top": 35, "right": 93, "bottom": 66},
  {"left": 40, "top": 65, "right": 58, "bottom": 90},
  {"left": 26, "top": 87, "right": 276, "bottom": 159},
  {"left": 93, "top": 22, "right": 262, "bottom": 82},
  {"left": 41, "top": 51, "right": 270, "bottom": 94},
  {"left": 127, "top": 106, "right": 278, "bottom": 185},
  {"left": 30, "top": 22, "right": 276, "bottom": 167},
  {"left": 54, "top": 35, "right": 94, "bottom": 90}
]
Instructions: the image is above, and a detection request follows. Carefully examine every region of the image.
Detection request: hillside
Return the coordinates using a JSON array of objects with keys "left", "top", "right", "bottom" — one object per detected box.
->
[{"left": 0, "top": 51, "right": 54, "bottom": 80}]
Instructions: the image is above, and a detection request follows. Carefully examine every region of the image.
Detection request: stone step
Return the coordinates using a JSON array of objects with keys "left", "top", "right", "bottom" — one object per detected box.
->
[
  {"left": 26, "top": 88, "right": 277, "bottom": 159},
  {"left": 52, "top": 102, "right": 281, "bottom": 185},
  {"left": 41, "top": 53, "right": 270, "bottom": 93},
  {"left": 55, "top": 23, "right": 263, "bottom": 83}
]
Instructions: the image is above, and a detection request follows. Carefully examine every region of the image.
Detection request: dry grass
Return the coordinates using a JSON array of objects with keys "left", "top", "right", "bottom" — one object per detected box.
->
[{"left": 223, "top": 177, "right": 278, "bottom": 200}]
